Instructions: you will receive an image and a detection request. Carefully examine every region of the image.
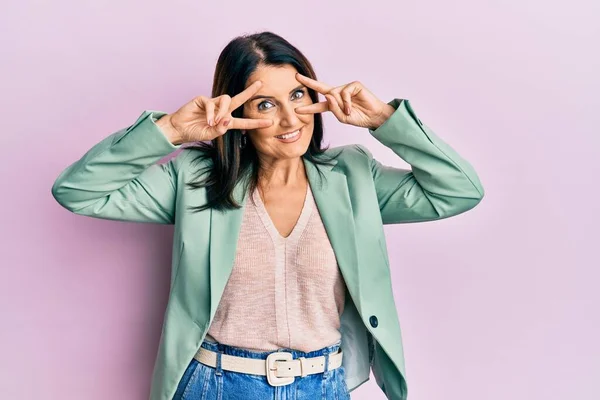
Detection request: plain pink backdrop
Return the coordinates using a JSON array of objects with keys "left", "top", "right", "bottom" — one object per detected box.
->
[{"left": 2, "top": 0, "right": 598, "bottom": 399}]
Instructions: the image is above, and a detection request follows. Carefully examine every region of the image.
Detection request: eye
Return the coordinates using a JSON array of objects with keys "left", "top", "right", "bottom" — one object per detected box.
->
[
  {"left": 257, "top": 100, "right": 273, "bottom": 111},
  {"left": 292, "top": 89, "right": 305, "bottom": 100}
]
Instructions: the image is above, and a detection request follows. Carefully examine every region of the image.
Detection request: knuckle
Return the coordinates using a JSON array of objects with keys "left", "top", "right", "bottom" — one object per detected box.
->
[{"left": 220, "top": 99, "right": 231, "bottom": 109}]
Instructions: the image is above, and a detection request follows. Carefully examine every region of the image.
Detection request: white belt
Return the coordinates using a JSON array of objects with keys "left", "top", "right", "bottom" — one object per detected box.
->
[{"left": 194, "top": 345, "right": 343, "bottom": 387}]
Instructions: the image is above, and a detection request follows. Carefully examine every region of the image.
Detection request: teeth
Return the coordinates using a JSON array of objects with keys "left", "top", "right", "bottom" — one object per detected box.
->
[{"left": 276, "top": 130, "right": 300, "bottom": 139}]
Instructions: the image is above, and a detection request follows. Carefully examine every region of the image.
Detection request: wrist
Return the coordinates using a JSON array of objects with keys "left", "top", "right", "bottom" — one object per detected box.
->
[
  {"left": 369, "top": 104, "right": 395, "bottom": 130},
  {"left": 156, "top": 114, "right": 184, "bottom": 145}
]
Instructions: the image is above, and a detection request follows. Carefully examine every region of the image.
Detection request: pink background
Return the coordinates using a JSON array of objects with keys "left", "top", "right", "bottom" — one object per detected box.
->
[{"left": 2, "top": 0, "right": 599, "bottom": 399}]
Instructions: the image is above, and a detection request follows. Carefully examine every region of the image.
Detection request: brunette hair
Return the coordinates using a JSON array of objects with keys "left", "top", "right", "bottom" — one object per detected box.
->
[{"left": 185, "top": 31, "right": 338, "bottom": 212}]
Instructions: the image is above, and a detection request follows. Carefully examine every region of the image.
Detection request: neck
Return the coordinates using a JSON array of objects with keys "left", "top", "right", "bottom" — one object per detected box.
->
[{"left": 257, "top": 155, "right": 307, "bottom": 189}]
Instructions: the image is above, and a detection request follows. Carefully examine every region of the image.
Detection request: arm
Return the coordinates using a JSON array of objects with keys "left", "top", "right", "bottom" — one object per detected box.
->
[
  {"left": 357, "top": 98, "right": 484, "bottom": 224},
  {"left": 51, "top": 110, "right": 188, "bottom": 224}
]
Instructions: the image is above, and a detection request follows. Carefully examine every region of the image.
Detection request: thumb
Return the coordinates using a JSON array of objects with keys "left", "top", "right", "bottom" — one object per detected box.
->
[{"left": 213, "top": 117, "right": 231, "bottom": 137}]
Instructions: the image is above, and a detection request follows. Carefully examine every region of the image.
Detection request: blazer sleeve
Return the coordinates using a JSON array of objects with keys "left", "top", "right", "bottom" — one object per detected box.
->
[
  {"left": 51, "top": 110, "right": 188, "bottom": 225},
  {"left": 356, "top": 98, "right": 485, "bottom": 224}
]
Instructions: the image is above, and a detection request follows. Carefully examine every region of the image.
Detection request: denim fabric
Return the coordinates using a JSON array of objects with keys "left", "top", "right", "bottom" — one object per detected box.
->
[{"left": 173, "top": 338, "right": 350, "bottom": 400}]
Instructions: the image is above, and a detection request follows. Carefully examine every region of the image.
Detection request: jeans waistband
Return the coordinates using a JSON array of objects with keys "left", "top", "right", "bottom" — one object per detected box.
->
[{"left": 200, "top": 338, "right": 342, "bottom": 360}]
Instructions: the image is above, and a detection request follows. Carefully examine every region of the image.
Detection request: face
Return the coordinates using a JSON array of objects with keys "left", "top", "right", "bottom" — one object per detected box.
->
[{"left": 242, "top": 64, "right": 314, "bottom": 162}]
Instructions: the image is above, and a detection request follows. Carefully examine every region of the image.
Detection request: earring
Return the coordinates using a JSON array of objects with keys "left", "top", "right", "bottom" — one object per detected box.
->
[{"left": 239, "top": 132, "right": 247, "bottom": 149}]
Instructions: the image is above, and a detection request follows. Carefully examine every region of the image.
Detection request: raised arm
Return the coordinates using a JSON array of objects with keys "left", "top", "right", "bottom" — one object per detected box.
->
[
  {"left": 51, "top": 83, "right": 274, "bottom": 224},
  {"left": 358, "top": 98, "right": 484, "bottom": 224},
  {"left": 51, "top": 111, "right": 186, "bottom": 224}
]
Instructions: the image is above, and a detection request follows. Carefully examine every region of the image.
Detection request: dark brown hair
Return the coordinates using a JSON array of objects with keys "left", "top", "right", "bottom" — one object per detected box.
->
[{"left": 185, "top": 31, "right": 338, "bottom": 212}]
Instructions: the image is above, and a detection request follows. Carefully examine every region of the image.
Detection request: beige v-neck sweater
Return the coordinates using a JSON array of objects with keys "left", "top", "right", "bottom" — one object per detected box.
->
[{"left": 204, "top": 183, "right": 347, "bottom": 352}]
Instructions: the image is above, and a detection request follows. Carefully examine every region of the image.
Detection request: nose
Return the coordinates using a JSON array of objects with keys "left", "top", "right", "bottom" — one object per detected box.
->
[{"left": 279, "top": 102, "right": 301, "bottom": 128}]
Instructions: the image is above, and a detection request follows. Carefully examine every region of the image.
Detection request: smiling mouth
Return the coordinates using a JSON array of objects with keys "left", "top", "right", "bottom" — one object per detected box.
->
[{"left": 275, "top": 129, "right": 301, "bottom": 140}]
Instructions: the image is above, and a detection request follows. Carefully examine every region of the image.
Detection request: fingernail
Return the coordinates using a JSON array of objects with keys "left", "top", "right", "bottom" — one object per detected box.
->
[
  {"left": 223, "top": 119, "right": 230, "bottom": 126},
  {"left": 346, "top": 107, "right": 350, "bottom": 115},
  {"left": 208, "top": 119, "right": 213, "bottom": 126}
]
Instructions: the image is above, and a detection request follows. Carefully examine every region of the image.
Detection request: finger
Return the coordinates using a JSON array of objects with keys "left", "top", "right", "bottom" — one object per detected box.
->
[
  {"left": 205, "top": 101, "right": 215, "bottom": 126},
  {"left": 295, "top": 101, "right": 329, "bottom": 114},
  {"left": 192, "top": 96, "right": 211, "bottom": 120},
  {"left": 329, "top": 90, "right": 346, "bottom": 115},
  {"left": 231, "top": 117, "right": 274, "bottom": 130},
  {"left": 230, "top": 80, "right": 263, "bottom": 111},
  {"left": 215, "top": 95, "right": 231, "bottom": 125},
  {"left": 295, "top": 73, "right": 333, "bottom": 95},
  {"left": 213, "top": 116, "right": 231, "bottom": 137},
  {"left": 340, "top": 85, "right": 356, "bottom": 116},
  {"left": 325, "top": 94, "right": 346, "bottom": 121}
]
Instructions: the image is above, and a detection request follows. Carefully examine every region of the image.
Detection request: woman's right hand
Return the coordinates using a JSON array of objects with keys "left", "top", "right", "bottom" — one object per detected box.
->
[{"left": 158, "top": 80, "right": 273, "bottom": 144}]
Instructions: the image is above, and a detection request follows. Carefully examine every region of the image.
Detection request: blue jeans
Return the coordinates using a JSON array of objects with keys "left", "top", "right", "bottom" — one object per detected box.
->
[{"left": 173, "top": 338, "right": 351, "bottom": 400}]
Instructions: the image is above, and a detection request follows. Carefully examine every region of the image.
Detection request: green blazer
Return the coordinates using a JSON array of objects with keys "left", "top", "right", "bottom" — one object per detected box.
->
[{"left": 52, "top": 98, "right": 484, "bottom": 400}]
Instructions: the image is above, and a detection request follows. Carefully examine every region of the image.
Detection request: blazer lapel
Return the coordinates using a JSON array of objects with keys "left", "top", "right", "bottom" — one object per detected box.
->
[
  {"left": 208, "top": 155, "right": 361, "bottom": 322},
  {"left": 303, "top": 157, "right": 361, "bottom": 311}
]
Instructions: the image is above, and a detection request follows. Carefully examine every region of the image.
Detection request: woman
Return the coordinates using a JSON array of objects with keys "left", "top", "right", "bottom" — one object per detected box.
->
[{"left": 52, "top": 31, "right": 484, "bottom": 400}]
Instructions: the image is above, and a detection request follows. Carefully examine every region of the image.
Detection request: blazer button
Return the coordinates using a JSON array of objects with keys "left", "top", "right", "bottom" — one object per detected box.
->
[{"left": 369, "top": 315, "right": 378, "bottom": 328}]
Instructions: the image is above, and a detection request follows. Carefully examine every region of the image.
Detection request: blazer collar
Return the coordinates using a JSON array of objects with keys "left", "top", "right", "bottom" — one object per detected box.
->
[{"left": 208, "top": 154, "right": 361, "bottom": 322}]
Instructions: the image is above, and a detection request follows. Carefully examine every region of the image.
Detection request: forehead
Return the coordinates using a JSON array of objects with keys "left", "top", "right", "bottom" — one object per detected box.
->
[{"left": 245, "top": 64, "right": 299, "bottom": 94}]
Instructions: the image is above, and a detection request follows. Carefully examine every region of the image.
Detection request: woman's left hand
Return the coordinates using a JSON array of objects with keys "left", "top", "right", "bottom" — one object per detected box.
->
[{"left": 294, "top": 73, "right": 396, "bottom": 130}]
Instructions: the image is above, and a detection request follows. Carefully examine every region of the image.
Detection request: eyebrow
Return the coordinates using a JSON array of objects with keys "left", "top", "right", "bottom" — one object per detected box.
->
[{"left": 248, "top": 85, "right": 306, "bottom": 102}]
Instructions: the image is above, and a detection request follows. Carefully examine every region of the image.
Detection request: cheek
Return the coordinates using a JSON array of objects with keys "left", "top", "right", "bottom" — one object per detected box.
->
[
  {"left": 299, "top": 115, "right": 314, "bottom": 130},
  {"left": 243, "top": 106, "right": 261, "bottom": 119},
  {"left": 301, "top": 123, "right": 314, "bottom": 143},
  {"left": 250, "top": 129, "right": 275, "bottom": 144}
]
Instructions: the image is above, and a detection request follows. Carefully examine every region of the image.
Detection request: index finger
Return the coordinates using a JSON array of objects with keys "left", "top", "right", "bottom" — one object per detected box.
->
[
  {"left": 295, "top": 73, "right": 333, "bottom": 95},
  {"left": 230, "top": 80, "right": 263, "bottom": 111},
  {"left": 295, "top": 101, "right": 329, "bottom": 115},
  {"left": 231, "top": 117, "right": 274, "bottom": 130}
]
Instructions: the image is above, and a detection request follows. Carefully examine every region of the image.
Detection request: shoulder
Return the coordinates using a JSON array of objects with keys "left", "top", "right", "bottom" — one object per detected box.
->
[
  {"left": 323, "top": 143, "right": 374, "bottom": 167},
  {"left": 170, "top": 146, "right": 213, "bottom": 171}
]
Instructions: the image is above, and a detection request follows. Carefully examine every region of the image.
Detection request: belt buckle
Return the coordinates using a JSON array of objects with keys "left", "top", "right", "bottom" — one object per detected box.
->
[{"left": 266, "top": 351, "right": 295, "bottom": 387}]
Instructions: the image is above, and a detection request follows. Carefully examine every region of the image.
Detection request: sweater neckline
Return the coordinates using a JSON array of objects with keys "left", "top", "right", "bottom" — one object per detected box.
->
[{"left": 252, "top": 183, "right": 313, "bottom": 242}]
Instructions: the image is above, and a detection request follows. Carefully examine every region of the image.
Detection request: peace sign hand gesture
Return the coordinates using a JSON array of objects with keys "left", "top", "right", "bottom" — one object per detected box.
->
[
  {"left": 159, "top": 80, "right": 273, "bottom": 144},
  {"left": 294, "top": 73, "right": 395, "bottom": 130}
]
